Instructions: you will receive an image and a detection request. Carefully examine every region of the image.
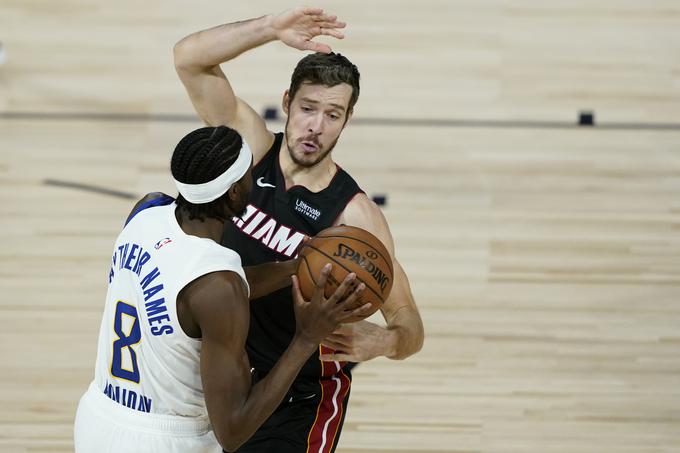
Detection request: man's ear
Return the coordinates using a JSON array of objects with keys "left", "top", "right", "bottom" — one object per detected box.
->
[
  {"left": 228, "top": 182, "right": 241, "bottom": 201},
  {"left": 282, "top": 90, "right": 290, "bottom": 115}
]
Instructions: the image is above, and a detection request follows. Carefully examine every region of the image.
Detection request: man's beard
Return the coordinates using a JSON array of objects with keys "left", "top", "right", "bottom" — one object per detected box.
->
[{"left": 285, "top": 117, "right": 340, "bottom": 168}]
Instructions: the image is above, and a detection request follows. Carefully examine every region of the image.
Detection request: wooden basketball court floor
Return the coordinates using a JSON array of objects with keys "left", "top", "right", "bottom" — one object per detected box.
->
[{"left": 0, "top": 1, "right": 679, "bottom": 452}]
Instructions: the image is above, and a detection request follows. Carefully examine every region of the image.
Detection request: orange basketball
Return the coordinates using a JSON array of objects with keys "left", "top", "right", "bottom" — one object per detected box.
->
[{"left": 296, "top": 225, "right": 394, "bottom": 323}]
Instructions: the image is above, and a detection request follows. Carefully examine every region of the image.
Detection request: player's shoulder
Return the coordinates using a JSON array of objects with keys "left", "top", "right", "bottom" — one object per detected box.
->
[
  {"left": 331, "top": 162, "right": 363, "bottom": 192},
  {"left": 342, "top": 193, "right": 384, "bottom": 222},
  {"left": 126, "top": 192, "right": 174, "bottom": 224},
  {"left": 193, "top": 270, "right": 247, "bottom": 300},
  {"left": 184, "top": 270, "right": 249, "bottom": 317},
  {"left": 179, "top": 269, "right": 249, "bottom": 339},
  {"left": 337, "top": 193, "right": 395, "bottom": 253},
  {"left": 339, "top": 194, "right": 388, "bottom": 233},
  {"left": 134, "top": 192, "right": 169, "bottom": 208},
  {"left": 251, "top": 130, "right": 281, "bottom": 167}
]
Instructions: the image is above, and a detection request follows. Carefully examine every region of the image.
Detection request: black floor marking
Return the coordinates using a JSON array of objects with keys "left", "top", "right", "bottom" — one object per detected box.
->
[
  {"left": 44, "top": 179, "right": 137, "bottom": 200},
  {"left": 2, "top": 111, "right": 679, "bottom": 131}
]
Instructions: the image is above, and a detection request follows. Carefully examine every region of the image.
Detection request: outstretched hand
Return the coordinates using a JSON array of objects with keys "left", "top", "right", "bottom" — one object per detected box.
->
[{"left": 272, "top": 7, "right": 346, "bottom": 53}]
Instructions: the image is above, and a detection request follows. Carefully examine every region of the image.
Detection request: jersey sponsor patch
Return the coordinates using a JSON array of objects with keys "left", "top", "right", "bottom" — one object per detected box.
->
[{"left": 294, "top": 197, "right": 322, "bottom": 222}]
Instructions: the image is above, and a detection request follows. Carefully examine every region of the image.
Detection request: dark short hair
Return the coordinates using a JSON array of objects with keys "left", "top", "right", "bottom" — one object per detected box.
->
[
  {"left": 288, "top": 52, "right": 360, "bottom": 114},
  {"left": 170, "top": 126, "right": 242, "bottom": 222}
]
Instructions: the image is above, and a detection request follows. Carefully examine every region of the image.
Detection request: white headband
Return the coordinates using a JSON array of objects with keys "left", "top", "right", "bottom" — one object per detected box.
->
[{"left": 174, "top": 140, "right": 252, "bottom": 204}]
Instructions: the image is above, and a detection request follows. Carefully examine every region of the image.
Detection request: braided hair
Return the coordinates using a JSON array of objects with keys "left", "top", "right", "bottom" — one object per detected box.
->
[{"left": 171, "top": 126, "right": 243, "bottom": 222}]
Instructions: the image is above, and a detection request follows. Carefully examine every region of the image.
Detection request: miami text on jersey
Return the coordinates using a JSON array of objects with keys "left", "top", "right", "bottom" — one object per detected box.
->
[{"left": 232, "top": 204, "right": 306, "bottom": 258}]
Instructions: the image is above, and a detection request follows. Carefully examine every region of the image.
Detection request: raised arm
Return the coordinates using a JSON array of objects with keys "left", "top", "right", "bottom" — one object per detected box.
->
[
  {"left": 322, "top": 194, "right": 425, "bottom": 361},
  {"left": 185, "top": 266, "right": 368, "bottom": 451},
  {"left": 173, "top": 7, "right": 346, "bottom": 163}
]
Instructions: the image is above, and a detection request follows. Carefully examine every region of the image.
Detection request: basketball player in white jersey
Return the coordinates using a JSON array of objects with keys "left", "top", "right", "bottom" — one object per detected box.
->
[{"left": 73, "top": 126, "right": 369, "bottom": 453}]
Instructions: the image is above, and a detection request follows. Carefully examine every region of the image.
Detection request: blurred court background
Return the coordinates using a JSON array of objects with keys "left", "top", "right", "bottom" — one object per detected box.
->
[{"left": 0, "top": 1, "right": 679, "bottom": 452}]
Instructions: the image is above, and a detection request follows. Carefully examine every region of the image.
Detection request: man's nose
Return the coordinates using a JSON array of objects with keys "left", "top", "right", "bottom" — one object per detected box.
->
[{"left": 307, "top": 112, "right": 324, "bottom": 134}]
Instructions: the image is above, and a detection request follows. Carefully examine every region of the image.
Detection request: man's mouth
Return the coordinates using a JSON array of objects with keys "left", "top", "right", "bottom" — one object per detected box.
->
[{"left": 300, "top": 141, "right": 319, "bottom": 153}]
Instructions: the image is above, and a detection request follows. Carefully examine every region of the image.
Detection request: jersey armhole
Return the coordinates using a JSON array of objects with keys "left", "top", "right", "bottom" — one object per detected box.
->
[
  {"left": 253, "top": 132, "right": 283, "bottom": 170},
  {"left": 125, "top": 194, "right": 175, "bottom": 226},
  {"left": 331, "top": 189, "right": 366, "bottom": 227}
]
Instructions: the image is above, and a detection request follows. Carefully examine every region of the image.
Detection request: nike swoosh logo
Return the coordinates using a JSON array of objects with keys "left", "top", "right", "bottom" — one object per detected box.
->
[
  {"left": 256, "top": 177, "right": 275, "bottom": 188},
  {"left": 288, "top": 393, "right": 316, "bottom": 403}
]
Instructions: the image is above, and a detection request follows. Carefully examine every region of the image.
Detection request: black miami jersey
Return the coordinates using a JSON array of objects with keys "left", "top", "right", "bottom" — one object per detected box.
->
[{"left": 221, "top": 132, "right": 363, "bottom": 386}]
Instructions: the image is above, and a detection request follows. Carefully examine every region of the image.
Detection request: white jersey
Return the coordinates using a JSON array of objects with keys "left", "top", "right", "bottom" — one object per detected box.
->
[{"left": 91, "top": 197, "right": 248, "bottom": 418}]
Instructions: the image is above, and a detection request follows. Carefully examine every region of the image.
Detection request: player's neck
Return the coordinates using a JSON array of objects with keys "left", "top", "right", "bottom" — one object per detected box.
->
[
  {"left": 279, "top": 143, "right": 337, "bottom": 193},
  {"left": 175, "top": 208, "right": 224, "bottom": 243}
]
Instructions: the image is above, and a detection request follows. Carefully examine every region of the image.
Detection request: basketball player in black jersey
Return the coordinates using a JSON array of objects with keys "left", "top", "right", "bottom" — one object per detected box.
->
[{"left": 175, "top": 7, "right": 424, "bottom": 452}]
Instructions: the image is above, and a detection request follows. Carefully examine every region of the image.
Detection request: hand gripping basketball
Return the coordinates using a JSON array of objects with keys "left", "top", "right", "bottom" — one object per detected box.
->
[
  {"left": 296, "top": 226, "right": 394, "bottom": 323},
  {"left": 291, "top": 264, "right": 369, "bottom": 346}
]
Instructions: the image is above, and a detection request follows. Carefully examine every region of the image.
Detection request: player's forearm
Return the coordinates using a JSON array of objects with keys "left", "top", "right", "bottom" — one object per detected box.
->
[
  {"left": 174, "top": 15, "right": 276, "bottom": 71},
  {"left": 221, "top": 337, "right": 315, "bottom": 451},
  {"left": 384, "top": 306, "right": 424, "bottom": 360},
  {"left": 243, "top": 260, "right": 297, "bottom": 299},
  {"left": 381, "top": 259, "right": 423, "bottom": 359}
]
